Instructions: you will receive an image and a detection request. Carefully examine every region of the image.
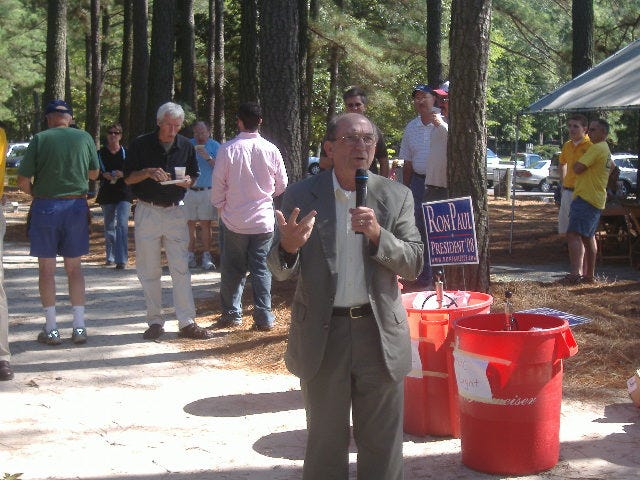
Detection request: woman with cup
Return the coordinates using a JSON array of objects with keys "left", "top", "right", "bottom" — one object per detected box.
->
[{"left": 96, "top": 123, "right": 132, "bottom": 269}]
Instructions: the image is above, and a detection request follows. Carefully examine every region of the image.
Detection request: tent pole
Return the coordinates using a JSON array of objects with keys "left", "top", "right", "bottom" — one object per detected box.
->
[
  {"left": 509, "top": 114, "right": 520, "bottom": 254},
  {"left": 636, "top": 111, "right": 640, "bottom": 198}
]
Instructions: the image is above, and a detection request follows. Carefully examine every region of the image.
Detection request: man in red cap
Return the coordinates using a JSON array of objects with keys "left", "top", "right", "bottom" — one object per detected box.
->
[{"left": 433, "top": 81, "right": 449, "bottom": 121}]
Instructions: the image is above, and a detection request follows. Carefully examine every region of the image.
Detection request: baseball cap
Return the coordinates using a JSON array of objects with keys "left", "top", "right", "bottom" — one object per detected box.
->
[
  {"left": 412, "top": 84, "right": 434, "bottom": 97},
  {"left": 45, "top": 99, "right": 73, "bottom": 116},
  {"left": 434, "top": 81, "right": 449, "bottom": 97}
]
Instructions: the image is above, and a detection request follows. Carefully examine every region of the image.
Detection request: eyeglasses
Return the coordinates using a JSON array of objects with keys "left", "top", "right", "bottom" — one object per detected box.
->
[
  {"left": 108, "top": 131, "right": 121, "bottom": 135},
  {"left": 335, "top": 134, "right": 377, "bottom": 146}
]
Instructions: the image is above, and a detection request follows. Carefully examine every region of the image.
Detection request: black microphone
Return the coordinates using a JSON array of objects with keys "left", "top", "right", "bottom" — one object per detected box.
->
[{"left": 355, "top": 168, "right": 368, "bottom": 234}]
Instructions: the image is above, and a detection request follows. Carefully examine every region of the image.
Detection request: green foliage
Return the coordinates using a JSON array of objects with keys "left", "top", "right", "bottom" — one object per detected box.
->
[
  {"left": 0, "top": 0, "right": 47, "bottom": 139},
  {"left": 487, "top": 0, "right": 640, "bottom": 150},
  {"left": 2, "top": 0, "right": 640, "bottom": 152},
  {"left": 2, "top": 474, "right": 24, "bottom": 480},
  {"left": 308, "top": 0, "right": 431, "bottom": 149},
  {"left": 532, "top": 144, "right": 560, "bottom": 159}
]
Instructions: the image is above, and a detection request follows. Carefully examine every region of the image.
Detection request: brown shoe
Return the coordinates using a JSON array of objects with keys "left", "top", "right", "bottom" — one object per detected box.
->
[
  {"left": 0, "top": 360, "right": 14, "bottom": 381},
  {"left": 179, "top": 323, "right": 215, "bottom": 339},
  {"left": 143, "top": 324, "right": 164, "bottom": 340},
  {"left": 558, "top": 273, "right": 582, "bottom": 285}
]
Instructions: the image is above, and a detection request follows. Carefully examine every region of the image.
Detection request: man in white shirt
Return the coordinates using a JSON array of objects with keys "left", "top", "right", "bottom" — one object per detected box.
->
[{"left": 399, "top": 84, "right": 441, "bottom": 287}]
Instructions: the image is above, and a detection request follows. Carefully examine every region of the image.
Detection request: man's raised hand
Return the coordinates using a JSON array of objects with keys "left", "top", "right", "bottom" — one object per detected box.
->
[{"left": 275, "top": 207, "right": 317, "bottom": 254}]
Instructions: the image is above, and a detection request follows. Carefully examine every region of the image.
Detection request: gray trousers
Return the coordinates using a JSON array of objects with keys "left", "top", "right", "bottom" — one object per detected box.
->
[{"left": 300, "top": 313, "right": 404, "bottom": 480}]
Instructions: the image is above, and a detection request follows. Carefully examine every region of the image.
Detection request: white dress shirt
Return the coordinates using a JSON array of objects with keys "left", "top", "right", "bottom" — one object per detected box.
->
[{"left": 332, "top": 171, "right": 369, "bottom": 307}]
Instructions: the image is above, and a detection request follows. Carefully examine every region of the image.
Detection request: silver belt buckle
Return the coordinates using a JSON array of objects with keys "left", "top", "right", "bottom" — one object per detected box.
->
[{"left": 349, "top": 306, "right": 365, "bottom": 318}]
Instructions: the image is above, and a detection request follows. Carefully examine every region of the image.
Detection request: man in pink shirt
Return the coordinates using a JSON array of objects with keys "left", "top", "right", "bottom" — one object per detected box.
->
[{"left": 211, "top": 102, "right": 288, "bottom": 331}]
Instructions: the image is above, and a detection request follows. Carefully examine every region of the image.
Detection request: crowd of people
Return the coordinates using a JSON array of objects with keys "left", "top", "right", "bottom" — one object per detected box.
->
[{"left": 1, "top": 83, "right": 617, "bottom": 479}]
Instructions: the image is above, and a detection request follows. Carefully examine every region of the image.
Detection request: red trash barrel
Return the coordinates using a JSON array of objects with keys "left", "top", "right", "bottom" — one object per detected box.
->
[
  {"left": 453, "top": 313, "right": 578, "bottom": 474},
  {"left": 402, "top": 291, "right": 493, "bottom": 437}
]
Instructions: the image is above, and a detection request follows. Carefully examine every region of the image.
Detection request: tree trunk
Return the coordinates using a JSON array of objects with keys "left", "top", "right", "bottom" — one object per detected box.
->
[
  {"left": 32, "top": 91, "right": 41, "bottom": 135},
  {"left": 239, "top": 0, "right": 259, "bottom": 103},
  {"left": 100, "top": 4, "right": 110, "bottom": 88},
  {"left": 447, "top": 0, "right": 492, "bottom": 292},
  {"left": 326, "top": 47, "right": 340, "bottom": 125},
  {"left": 426, "top": 0, "right": 443, "bottom": 87},
  {"left": 130, "top": 0, "right": 149, "bottom": 140},
  {"left": 44, "top": 0, "right": 67, "bottom": 106},
  {"left": 305, "top": 0, "right": 319, "bottom": 155},
  {"left": 64, "top": 48, "right": 72, "bottom": 111},
  {"left": 176, "top": 0, "right": 196, "bottom": 114},
  {"left": 325, "top": 0, "right": 343, "bottom": 125},
  {"left": 205, "top": 0, "right": 216, "bottom": 129},
  {"left": 213, "top": 0, "right": 225, "bottom": 141},
  {"left": 146, "top": 0, "right": 176, "bottom": 131},
  {"left": 571, "top": 0, "right": 594, "bottom": 77},
  {"left": 259, "top": 0, "right": 302, "bottom": 180},
  {"left": 119, "top": 0, "right": 133, "bottom": 143},
  {"left": 298, "top": 0, "right": 309, "bottom": 159},
  {"left": 87, "top": 0, "right": 102, "bottom": 144},
  {"left": 84, "top": 34, "right": 91, "bottom": 125}
]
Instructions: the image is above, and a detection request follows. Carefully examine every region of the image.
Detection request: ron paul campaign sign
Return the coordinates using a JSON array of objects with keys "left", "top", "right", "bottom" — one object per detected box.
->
[{"left": 422, "top": 196, "right": 479, "bottom": 266}]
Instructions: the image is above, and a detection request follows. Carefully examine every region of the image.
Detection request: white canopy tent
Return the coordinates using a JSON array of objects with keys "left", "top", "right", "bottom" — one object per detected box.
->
[{"left": 523, "top": 38, "right": 640, "bottom": 114}]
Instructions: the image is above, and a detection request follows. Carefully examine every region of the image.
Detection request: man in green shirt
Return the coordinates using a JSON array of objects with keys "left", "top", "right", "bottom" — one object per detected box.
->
[{"left": 17, "top": 100, "right": 100, "bottom": 345}]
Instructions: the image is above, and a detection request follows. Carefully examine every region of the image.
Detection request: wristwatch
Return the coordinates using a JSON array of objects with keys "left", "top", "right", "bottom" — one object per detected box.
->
[{"left": 279, "top": 244, "right": 298, "bottom": 269}]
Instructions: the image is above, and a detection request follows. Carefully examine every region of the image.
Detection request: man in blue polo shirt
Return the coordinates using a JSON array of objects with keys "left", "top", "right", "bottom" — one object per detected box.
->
[{"left": 186, "top": 121, "right": 220, "bottom": 270}]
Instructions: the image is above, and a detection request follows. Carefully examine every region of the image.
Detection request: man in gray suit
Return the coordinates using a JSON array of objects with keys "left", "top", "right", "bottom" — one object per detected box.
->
[{"left": 268, "top": 113, "right": 423, "bottom": 480}]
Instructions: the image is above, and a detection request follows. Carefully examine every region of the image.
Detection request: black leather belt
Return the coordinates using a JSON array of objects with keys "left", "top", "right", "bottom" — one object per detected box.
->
[
  {"left": 426, "top": 185, "right": 446, "bottom": 189},
  {"left": 332, "top": 304, "right": 373, "bottom": 318},
  {"left": 563, "top": 187, "right": 574, "bottom": 191},
  {"left": 190, "top": 187, "right": 211, "bottom": 191},
  {"left": 35, "top": 195, "right": 87, "bottom": 200},
  {"left": 141, "top": 200, "right": 181, "bottom": 208},
  {"left": 413, "top": 173, "right": 426, "bottom": 179}
]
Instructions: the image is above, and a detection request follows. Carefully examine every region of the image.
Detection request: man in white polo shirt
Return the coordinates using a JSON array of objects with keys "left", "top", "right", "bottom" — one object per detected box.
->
[{"left": 399, "top": 84, "right": 441, "bottom": 287}]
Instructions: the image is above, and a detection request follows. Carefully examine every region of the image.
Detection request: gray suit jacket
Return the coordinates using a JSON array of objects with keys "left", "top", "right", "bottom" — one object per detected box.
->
[{"left": 267, "top": 171, "right": 424, "bottom": 382}]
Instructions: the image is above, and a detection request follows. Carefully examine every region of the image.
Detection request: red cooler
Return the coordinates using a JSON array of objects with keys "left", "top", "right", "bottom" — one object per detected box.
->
[
  {"left": 402, "top": 291, "right": 493, "bottom": 437},
  {"left": 454, "top": 313, "right": 578, "bottom": 474}
]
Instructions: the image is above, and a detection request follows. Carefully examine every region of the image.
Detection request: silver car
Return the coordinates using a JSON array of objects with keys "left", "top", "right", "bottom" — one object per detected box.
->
[
  {"left": 486, "top": 148, "right": 501, "bottom": 187},
  {"left": 514, "top": 159, "right": 552, "bottom": 192},
  {"left": 6, "top": 142, "right": 30, "bottom": 168},
  {"left": 612, "top": 153, "right": 638, "bottom": 198}
]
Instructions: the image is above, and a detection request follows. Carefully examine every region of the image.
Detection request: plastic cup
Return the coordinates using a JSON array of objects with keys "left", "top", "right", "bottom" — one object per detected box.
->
[{"left": 174, "top": 166, "right": 186, "bottom": 179}]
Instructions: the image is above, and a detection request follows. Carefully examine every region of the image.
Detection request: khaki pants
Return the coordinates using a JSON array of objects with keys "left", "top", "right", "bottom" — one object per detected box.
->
[
  {"left": 134, "top": 201, "right": 196, "bottom": 328},
  {"left": 0, "top": 210, "right": 10, "bottom": 362}
]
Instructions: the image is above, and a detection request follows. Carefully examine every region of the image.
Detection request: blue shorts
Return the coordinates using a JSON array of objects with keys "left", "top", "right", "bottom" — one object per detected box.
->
[
  {"left": 568, "top": 196, "right": 602, "bottom": 238},
  {"left": 29, "top": 198, "right": 90, "bottom": 258}
]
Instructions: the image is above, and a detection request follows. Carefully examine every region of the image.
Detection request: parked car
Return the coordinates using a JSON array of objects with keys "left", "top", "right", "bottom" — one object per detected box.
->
[
  {"left": 6, "top": 142, "right": 30, "bottom": 168},
  {"left": 486, "top": 148, "right": 501, "bottom": 186},
  {"left": 547, "top": 151, "right": 562, "bottom": 186},
  {"left": 514, "top": 159, "right": 552, "bottom": 192},
  {"left": 510, "top": 152, "right": 544, "bottom": 169},
  {"left": 611, "top": 153, "right": 638, "bottom": 198},
  {"left": 307, "top": 156, "right": 320, "bottom": 175}
]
